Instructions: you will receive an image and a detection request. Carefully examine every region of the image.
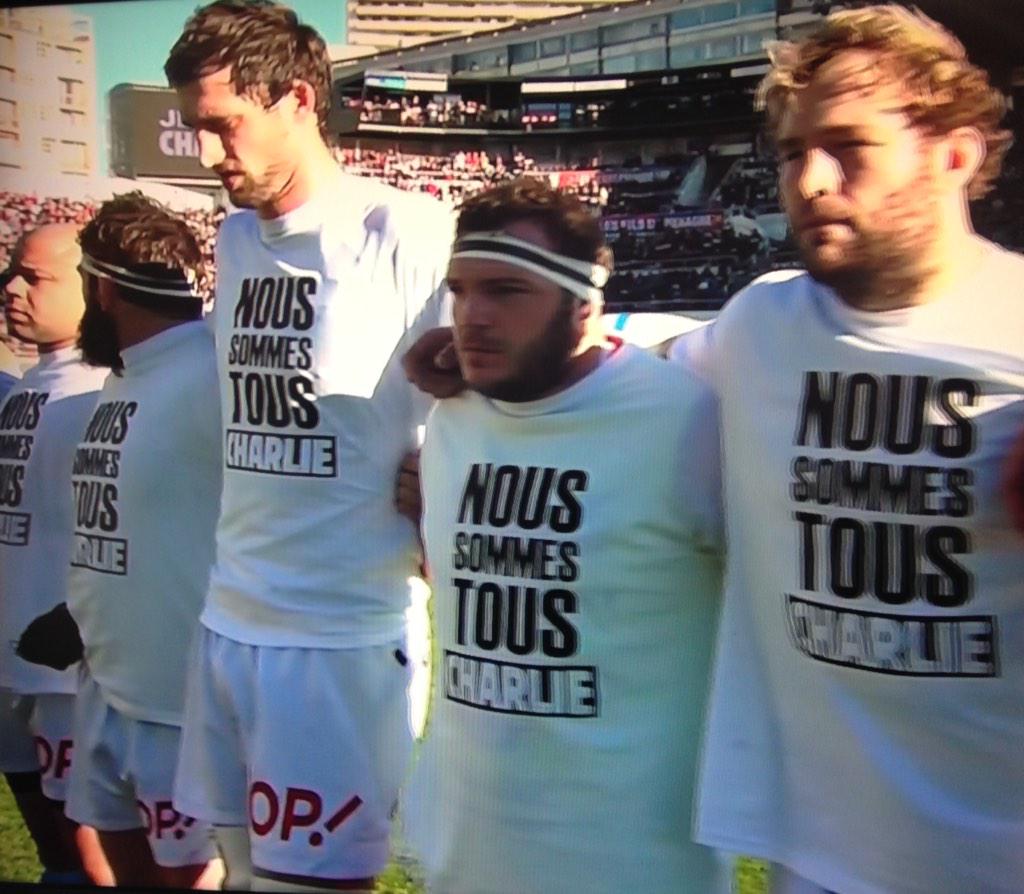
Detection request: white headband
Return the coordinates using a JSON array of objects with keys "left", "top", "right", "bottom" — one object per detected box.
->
[
  {"left": 450, "top": 232, "right": 608, "bottom": 303},
  {"left": 80, "top": 254, "right": 201, "bottom": 305}
]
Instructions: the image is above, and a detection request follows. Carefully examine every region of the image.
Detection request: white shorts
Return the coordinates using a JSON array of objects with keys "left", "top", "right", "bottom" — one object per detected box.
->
[
  {"left": 0, "top": 687, "right": 38, "bottom": 773},
  {"left": 0, "top": 690, "right": 77, "bottom": 801},
  {"left": 174, "top": 627, "right": 415, "bottom": 884},
  {"left": 65, "top": 670, "right": 217, "bottom": 869}
]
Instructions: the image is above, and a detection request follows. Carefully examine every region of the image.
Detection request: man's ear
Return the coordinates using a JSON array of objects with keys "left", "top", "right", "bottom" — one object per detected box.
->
[
  {"left": 938, "top": 125, "right": 986, "bottom": 193},
  {"left": 288, "top": 79, "right": 319, "bottom": 123}
]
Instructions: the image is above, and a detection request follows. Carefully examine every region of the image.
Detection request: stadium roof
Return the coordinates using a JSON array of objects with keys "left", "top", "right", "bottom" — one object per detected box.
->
[
  {"left": 333, "top": 0, "right": 718, "bottom": 78},
  {"left": 334, "top": 0, "right": 1024, "bottom": 84}
]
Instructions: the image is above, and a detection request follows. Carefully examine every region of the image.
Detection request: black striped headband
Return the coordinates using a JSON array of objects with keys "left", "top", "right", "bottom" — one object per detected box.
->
[
  {"left": 451, "top": 232, "right": 609, "bottom": 303},
  {"left": 79, "top": 253, "right": 202, "bottom": 309}
]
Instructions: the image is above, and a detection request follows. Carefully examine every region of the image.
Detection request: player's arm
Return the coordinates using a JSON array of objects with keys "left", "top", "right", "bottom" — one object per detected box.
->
[
  {"left": 396, "top": 448, "right": 422, "bottom": 523},
  {"left": 677, "top": 381, "right": 725, "bottom": 555},
  {"left": 402, "top": 326, "right": 465, "bottom": 398}
]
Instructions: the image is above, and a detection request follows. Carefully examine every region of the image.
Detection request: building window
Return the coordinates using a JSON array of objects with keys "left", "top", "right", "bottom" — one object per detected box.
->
[
  {"left": 61, "top": 108, "right": 85, "bottom": 128},
  {"left": 36, "top": 40, "right": 48, "bottom": 58},
  {"left": 707, "top": 35, "right": 739, "bottom": 58},
  {"left": 58, "top": 76, "right": 85, "bottom": 110},
  {"left": 60, "top": 139, "right": 88, "bottom": 173},
  {"left": 453, "top": 48, "right": 506, "bottom": 73},
  {"left": 0, "top": 34, "right": 13, "bottom": 68},
  {"left": 57, "top": 45, "right": 83, "bottom": 66},
  {"left": 602, "top": 53, "right": 637, "bottom": 74},
  {"left": 741, "top": 29, "right": 773, "bottom": 53},
  {"left": 669, "top": 42, "right": 706, "bottom": 66},
  {"left": 704, "top": 2, "right": 739, "bottom": 24},
  {"left": 602, "top": 17, "right": 666, "bottom": 46},
  {"left": 41, "top": 137, "right": 54, "bottom": 153},
  {"left": 569, "top": 30, "right": 599, "bottom": 53},
  {"left": 0, "top": 99, "right": 15, "bottom": 129},
  {"left": 740, "top": 0, "right": 775, "bottom": 13},
  {"left": 539, "top": 36, "right": 566, "bottom": 59},
  {"left": 1, "top": 129, "right": 20, "bottom": 165},
  {"left": 510, "top": 41, "right": 538, "bottom": 64},
  {"left": 0, "top": 66, "right": 13, "bottom": 86},
  {"left": 669, "top": 8, "right": 703, "bottom": 30}
]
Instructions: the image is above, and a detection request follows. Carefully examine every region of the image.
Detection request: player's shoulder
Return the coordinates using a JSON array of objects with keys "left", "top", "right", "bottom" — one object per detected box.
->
[
  {"left": 175, "top": 322, "right": 217, "bottom": 383},
  {"left": 729, "top": 267, "right": 810, "bottom": 308},
  {"left": 607, "top": 342, "right": 713, "bottom": 408},
  {"left": 982, "top": 242, "right": 1024, "bottom": 294},
  {"left": 338, "top": 172, "right": 455, "bottom": 247},
  {"left": 215, "top": 205, "right": 255, "bottom": 249},
  {"left": 712, "top": 266, "right": 816, "bottom": 335}
]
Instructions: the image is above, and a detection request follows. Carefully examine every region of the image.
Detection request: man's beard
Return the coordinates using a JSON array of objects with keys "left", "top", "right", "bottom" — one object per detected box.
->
[
  {"left": 469, "top": 296, "right": 579, "bottom": 403},
  {"left": 798, "top": 170, "right": 942, "bottom": 311},
  {"left": 78, "top": 300, "right": 123, "bottom": 372}
]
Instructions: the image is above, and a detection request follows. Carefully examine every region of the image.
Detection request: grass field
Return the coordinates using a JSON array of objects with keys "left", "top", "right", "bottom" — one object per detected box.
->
[
  {"left": 0, "top": 779, "right": 426, "bottom": 892},
  {"left": 0, "top": 776, "right": 43, "bottom": 883}
]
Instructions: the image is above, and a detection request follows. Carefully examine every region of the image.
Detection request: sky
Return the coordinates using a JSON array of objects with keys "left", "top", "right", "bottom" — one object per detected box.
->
[{"left": 65, "top": 0, "right": 347, "bottom": 171}]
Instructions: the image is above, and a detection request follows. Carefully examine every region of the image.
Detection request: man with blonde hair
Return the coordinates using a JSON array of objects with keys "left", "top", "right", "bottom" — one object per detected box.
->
[{"left": 679, "top": 5, "right": 1024, "bottom": 892}]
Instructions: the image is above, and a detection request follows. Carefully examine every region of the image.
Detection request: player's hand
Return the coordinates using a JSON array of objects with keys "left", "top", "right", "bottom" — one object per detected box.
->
[
  {"left": 403, "top": 326, "right": 465, "bottom": 398},
  {"left": 16, "top": 603, "right": 83, "bottom": 670},
  {"left": 396, "top": 449, "right": 423, "bottom": 525},
  {"left": 1005, "top": 425, "right": 1024, "bottom": 534}
]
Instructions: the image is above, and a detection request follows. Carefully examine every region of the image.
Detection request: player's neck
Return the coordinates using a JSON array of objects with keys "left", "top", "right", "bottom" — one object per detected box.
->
[
  {"left": 256, "top": 141, "right": 338, "bottom": 220},
  {"left": 37, "top": 336, "right": 77, "bottom": 354},
  {"left": 534, "top": 327, "right": 610, "bottom": 401},
  {"left": 913, "top": 227, "right": 989, "bottom": 307},
  {"left": 117, "top": 310, "right": 191, "bottom": 351}
]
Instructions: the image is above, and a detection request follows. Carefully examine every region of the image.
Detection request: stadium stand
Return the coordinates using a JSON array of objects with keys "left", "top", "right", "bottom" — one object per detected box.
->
[
  {"left": 0, "top": 191, "right": 223, "bottom": 362},
  {"left": 3, "top": 122, "right": 1022, "bottom": 350}
]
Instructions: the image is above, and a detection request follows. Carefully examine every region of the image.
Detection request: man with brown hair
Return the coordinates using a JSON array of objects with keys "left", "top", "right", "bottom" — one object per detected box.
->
[
  {"left": 401, "top": 6, "right": 1024, "bottom": 892},
  {"left": 401, "top": 178, "right": 724, "bottom": 894},
  {"left": 24, "top": 193, "right": 223, "bottom": 889},
  {"left": 164, "top": 2, "right": 453, "bottom": 891},
  {"left": 678, "top": 5, "right": 1024, "bottom": 892}
]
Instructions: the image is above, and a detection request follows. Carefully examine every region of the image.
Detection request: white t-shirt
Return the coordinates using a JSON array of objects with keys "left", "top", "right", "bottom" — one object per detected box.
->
[
  {"left": 404, "top": 344, "right": 723, "bottom": 894},
  {"left": 688, "top": 243, "right": 1024, "bottom": 894},
  {"left": 66, "top": 322, "right": 221, "bottom": 725},
  {"left": 203, "top": 172, "right": 453, "bottom": 647},
  {"left": 0, "top": 348, "right": 106, "bottom": 694}
]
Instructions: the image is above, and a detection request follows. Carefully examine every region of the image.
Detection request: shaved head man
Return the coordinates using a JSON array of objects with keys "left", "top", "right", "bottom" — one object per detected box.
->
[{"left": 0, "top": 223, "right": 111, "bottom": 886}]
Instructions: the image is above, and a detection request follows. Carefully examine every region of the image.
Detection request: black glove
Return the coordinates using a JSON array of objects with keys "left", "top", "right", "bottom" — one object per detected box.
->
[{"left": 17, "top": 603, "right": 83, "bottom": 670}]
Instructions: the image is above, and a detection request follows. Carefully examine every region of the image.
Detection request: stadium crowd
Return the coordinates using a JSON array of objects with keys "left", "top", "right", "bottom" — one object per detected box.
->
[{"left": 3, "top": 127, "right": 1022, "bottom": 341}]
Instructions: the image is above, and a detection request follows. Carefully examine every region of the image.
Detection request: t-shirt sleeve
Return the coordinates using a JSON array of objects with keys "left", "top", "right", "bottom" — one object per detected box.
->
[
  {"left": 398, "top": 199, "right": 456, "bottom": 333},
  {"left": 0, "top": 371, "right": 18, "bottom": 404},
  {"left": 667, "top": 319, "right": 717, "bottom": 383},
  {"left": 676, "top": 380, "right": 724, "bottom": 554}
]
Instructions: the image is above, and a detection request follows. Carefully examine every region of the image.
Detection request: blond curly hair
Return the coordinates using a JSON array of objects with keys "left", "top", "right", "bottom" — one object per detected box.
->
[{"left": 757, "top": 4, "right": 1012, "bottom": 199}]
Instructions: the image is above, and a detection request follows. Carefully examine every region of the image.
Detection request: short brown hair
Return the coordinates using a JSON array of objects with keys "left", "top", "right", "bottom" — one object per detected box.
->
[
  {"left": 79, "top": 192, "right": 205, "bottom": 317},
  {"left": 757, "top": 4, "right": 1012, "bottom": 199},
  {"left": 165, "top": 0, "right": 332, "bottom": 141},
  {"left": 455, "top": 177, "right": 613, "bottom": 274}
]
